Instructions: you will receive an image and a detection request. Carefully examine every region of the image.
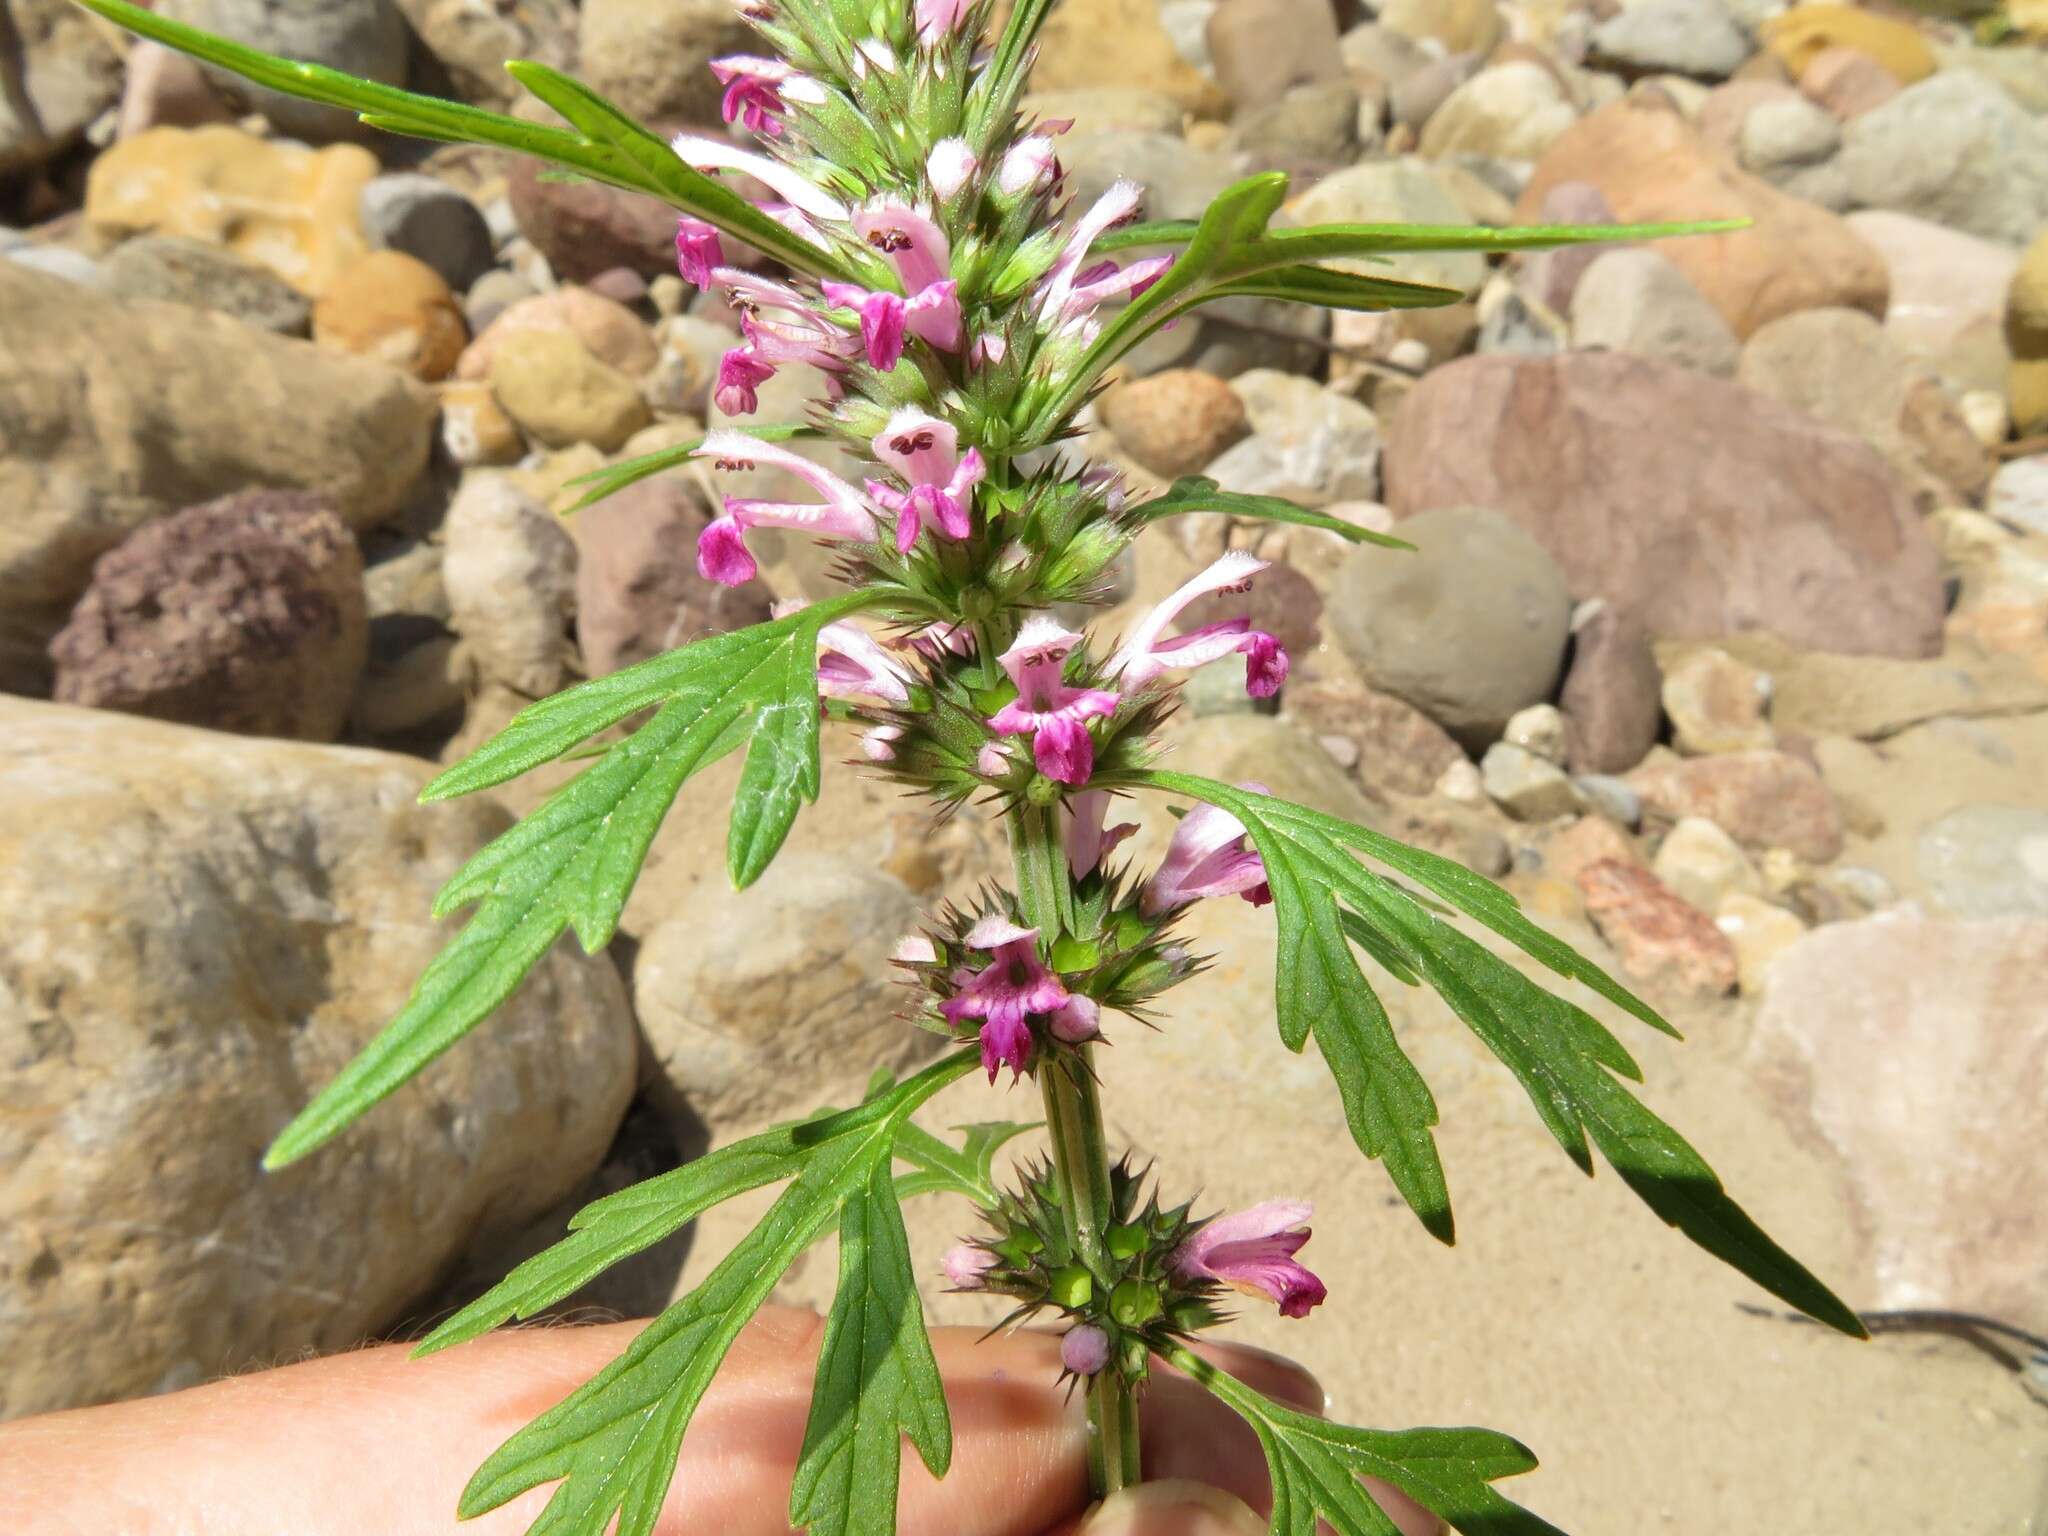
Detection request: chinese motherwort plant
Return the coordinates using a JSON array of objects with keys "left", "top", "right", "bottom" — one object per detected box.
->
[{"left": 74, "top": 1, "right": 1866, "bottom": 1532}]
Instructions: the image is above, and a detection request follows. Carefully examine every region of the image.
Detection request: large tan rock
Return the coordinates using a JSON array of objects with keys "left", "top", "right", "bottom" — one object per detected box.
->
[
  {"left": 578, "top": 0, "right": 755, "bottom": 125},
  {"left": 85, "top": 126, "right": 379, "bottom": 296},
  {"left": 0, "top": 700, "right": 637, "bottom": 1418},
  {"left": 634, "top": 850, "right": 933, "bottom": 1135},
  {"left": 1516, "top": 96, "right": 1888, "bottom": 339},
  {"left": 1737, "top": 308, "right": 1991, "bottom": 508},
  {"left": 1751, "top": 912, "right": 2048, "bottom": 1332},
  {"left": 1383, "top": 352, "right": 1945, "bottom": 659},
  {"left": 1033, "top": 0, "right": 1229, "bottom": 117},
  {"left": 0, "top": 265, "right": 435, "bottom": 695},
  {"left": 312, "top": 250, "right": 469, "bottom": 382}
]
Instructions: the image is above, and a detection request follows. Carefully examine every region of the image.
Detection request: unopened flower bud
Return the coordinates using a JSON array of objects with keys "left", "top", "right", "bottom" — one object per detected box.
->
[
  {"left": 943, "top": 1243, "right": 997, "bottom": 1290},
  {"left": 927, "top": 137, "right": 977, "bottom": 199},
  {"left": 1061, "top": 1324, "right": 1111, "bottom": 1376},
  {"left": 1049, "top": 995, "right": 1100, "bottom": 1043},
  {"left": 998, "top": 135, "right": 1057, "bottom": 199}
]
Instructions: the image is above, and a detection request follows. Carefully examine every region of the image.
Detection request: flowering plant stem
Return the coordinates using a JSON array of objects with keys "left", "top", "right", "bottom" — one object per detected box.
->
[
  {"left": 1011, "top": 800, "right": 1139, "bottom": 1495},
  {"left": 61, "top": 1, "right": 1874, "bottom": 1532},
  {"left": 1046, "top": 1049, "right": 1141, "bottom": 1496}
]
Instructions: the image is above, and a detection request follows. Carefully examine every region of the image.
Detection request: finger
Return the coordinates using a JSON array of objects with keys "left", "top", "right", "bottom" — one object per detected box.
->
[{"left": 1047, "top": 1479, "right": 1267, "bottom": 1536}]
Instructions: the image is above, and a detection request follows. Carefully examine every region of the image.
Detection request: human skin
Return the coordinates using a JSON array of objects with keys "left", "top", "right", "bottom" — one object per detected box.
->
[{"left": 0, "top": 1306, "right": 1437, "bottom": 1536}]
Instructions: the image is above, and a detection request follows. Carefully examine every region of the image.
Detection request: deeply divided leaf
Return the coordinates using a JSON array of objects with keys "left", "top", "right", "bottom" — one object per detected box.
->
[
  {"left": 892, "top": 1119, "right": 1038, "bottom": 1205},
  {"left": 262, "top": 598, "right": 883, "bottom": 1169},
  {"left": 1175, "top": 1349, "right": 1561, "bottom": 1536},
  {"left": 457, "top": 1055, "right": 977, "bottom": 1536},
  {"left": 1128, "top": 773, "right": 1864, "bottom": 1336},
  {"left": 789, "top": 1157, "right": 954, "bottom": 1536}
]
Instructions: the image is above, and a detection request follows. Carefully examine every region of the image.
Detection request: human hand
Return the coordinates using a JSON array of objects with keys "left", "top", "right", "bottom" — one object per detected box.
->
[{"left": 0, "top": 1305, "right": 1438, "bottom": 1536}]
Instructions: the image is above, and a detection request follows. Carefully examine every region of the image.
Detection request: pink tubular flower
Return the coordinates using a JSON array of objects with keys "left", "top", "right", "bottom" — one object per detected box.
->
[
  {"left": 1054, "top": 253, "right": 1173, "bottom": 325},
  {"left": 939, "top": 916, "right": 1070, "bottom": 1082},
  {"left": 944, "top": 1244, "right": 997, "bottom": 1289},
  {"left": 1061, "top": 788, "right": 1139, "bottom": 880},
  {"left": 861, "top": 724, "right": 905, "bottom": 762},
  {"left": 867, "top": 407, "right": 986, "bottom": 552},
  {"left": 675, "top": 218, "right": 724, "bottom": 287},
  {"left": 1172, "top": 1202, "right": 1327, "bottom": 1319},
  {"left": 714, "top": 346, "right": 775, "bottom": 416},
  {"left": 986, "top": 618, "right": 1121, "bottom": 787},
  {"left": 1141, "top": 789, "right": 1274, "bottom": 918},
  {"left": 1061, "top": 1324, "right": 1111, "bottom": 1376},
  {"left": 691, "top": 430, "right": 880, "bottom": 586},
  {"left": 1037, "top": 180, "right": 1143, "bottom": 324},
  {"left": 1108, "top": 551, "right": 1290, "bottom": 699},
  {"left": 819, "top": 202, "right": 963, "bottom": 369},
  {"left": 916, "top": 0, "right": 972, "bottom": 45},
  {"left": 817, "top": 620, "right": 914, "bottom": 704},
  {"left": 709, "top": 55, "right": 794, "bottom": 135}
]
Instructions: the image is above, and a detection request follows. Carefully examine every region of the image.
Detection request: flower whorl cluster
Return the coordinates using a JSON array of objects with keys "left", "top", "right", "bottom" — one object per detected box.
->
[
  {"left": 939, "top": 1159, "right": 1328, "bottom": 1388},
  {"left": 665, "top": 0, "right": 1317, "bottom": 1356}
]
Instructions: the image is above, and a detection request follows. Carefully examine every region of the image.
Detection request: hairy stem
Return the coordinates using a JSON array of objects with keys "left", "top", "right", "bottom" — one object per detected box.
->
[{"left": 1011, "top": 803, "right": 1142, "bottom": 1499}]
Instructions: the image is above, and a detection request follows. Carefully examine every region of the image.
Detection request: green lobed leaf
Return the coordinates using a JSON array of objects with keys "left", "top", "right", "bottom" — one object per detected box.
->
[
  {"left": 893, "top": 1119, "right": 1038, "bottom": 1205},
  {"left": 1172, "top": 1348, "right": 1562, "bottom": 1536},
  {"left": 559, "top": 423, "right": 821, "bottom": 518},
  {"left": 788, "top": 1156, "right": 954, "bottom": 1536},
  {"left": 1128, "top": 477, "right": 1416, "bottom": 551},
  {"left": 65, "top": 0, "right": 856, "bottom": 281},
  {"left": 262, "top": 598, "right": 884, "bottom": 1170},
  {"left": 458, "top": 1054, "right": 978, "bottom": 1536},
  {"left": 1125, "top": 774, "right": 1865, "bottom": 1336}
]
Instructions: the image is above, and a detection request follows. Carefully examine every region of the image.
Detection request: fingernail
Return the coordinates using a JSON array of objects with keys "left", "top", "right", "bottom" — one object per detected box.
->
[{"left": 1080, "top": 1481, "right": 1267, "bottom": 1536}]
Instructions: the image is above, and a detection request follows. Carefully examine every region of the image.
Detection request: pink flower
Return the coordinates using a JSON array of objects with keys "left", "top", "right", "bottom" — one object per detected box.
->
[
  {"left": 1141, "top": 791, "right": 1274, "bottom": 918},
  {"left": 861, "top": 725, "right": 906, "bottom": 762},
  {"left": 1061, "top": 788, "right": 1139, "bottom": 879},
  {"left": 691, "top": 431, "right": 880, "bottom": 586},
  {"left": 709, "top": 55, "right": 794, "bottom": 136},
  {"left": 675, "top": 218, "right": 724, "bottom": 287},
  {"left": 944, "top": 1244, "right": 997, "bottom": 1289},
  {"left": 1053, "top": 253, "right": 1173, "bottom": 325},
  {"left": 939, "top": 916, "right": 1070, "bottom": 1082},
  {"left": 1172, "top": 1202, "right": 1327, "bottom": 1319},
  {"left": 714, "top": 346, "right": 775, "bottom": 416},
  {"left": 1037, "top": 180, "right": 1143, "bottom": 324},
  {"left": 819, "top": 202, "right": 964, "bottom": 369},
  {"left": 816, "top": 620, "right": 915, "bottom": 704},
  {"left": 986, "top": 618, "right": 1121, "bottom": 787},
  {"left": 916, "top": 0, "right": 972, "bottom": 45},
  {"left": 1108, "top": 552, "right": 1290, "bottom": 699},
  {"left": 867, "top": 407, "right": 986, "bottom": 552},
  {"left": 1061, "top": 1324, "right": 1111, "bottom": 1376},
  {"left": 717, "top": 268, "right": 861, "bottom": 376}
]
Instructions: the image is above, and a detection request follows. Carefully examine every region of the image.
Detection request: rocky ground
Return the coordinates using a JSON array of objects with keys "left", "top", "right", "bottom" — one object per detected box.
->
[{"left": 3, "top": 0, "right": 2047, "bottom": 1528}]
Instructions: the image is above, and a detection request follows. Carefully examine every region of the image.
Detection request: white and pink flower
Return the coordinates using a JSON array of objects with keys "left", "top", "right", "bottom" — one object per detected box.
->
[
  {"left": 691, "top": 431, "right": 880, "bottom": 586},
  {"left": 985, "top": 618, "right": 1121, "bottom": 787},
  {"left": 939, "top": 916, "right": 1072, "bottom": 1081},
  {"left": 867, "top": 407, "right": 986, "bottom": 552},
  {"left": 1108, "top": 551, "right": 1290, "bottom": 699},
  {"left": 1141, "top": 790, "right": 1273, "bottom": 918},
  {"left": 1173, "top": 1201, "right": 1327, "bottom": 1318}
]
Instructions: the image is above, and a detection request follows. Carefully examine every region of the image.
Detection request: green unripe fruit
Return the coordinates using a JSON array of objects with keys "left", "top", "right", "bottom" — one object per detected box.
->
[
  {"left": 1050, "top": 1265, "right": 1094, "bottom": 1308},
  {"left": 1110, "top": 1278, "right": 1163, "bottom": 1327},
  {"left": 1106, "top": 1223, "right": 1148, "bottom": 1260}
]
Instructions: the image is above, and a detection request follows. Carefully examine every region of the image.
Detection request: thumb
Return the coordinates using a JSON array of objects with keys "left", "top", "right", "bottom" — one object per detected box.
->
[{"left": 1062, "top": 1480, "right": 1266, "bottom": 1536}]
